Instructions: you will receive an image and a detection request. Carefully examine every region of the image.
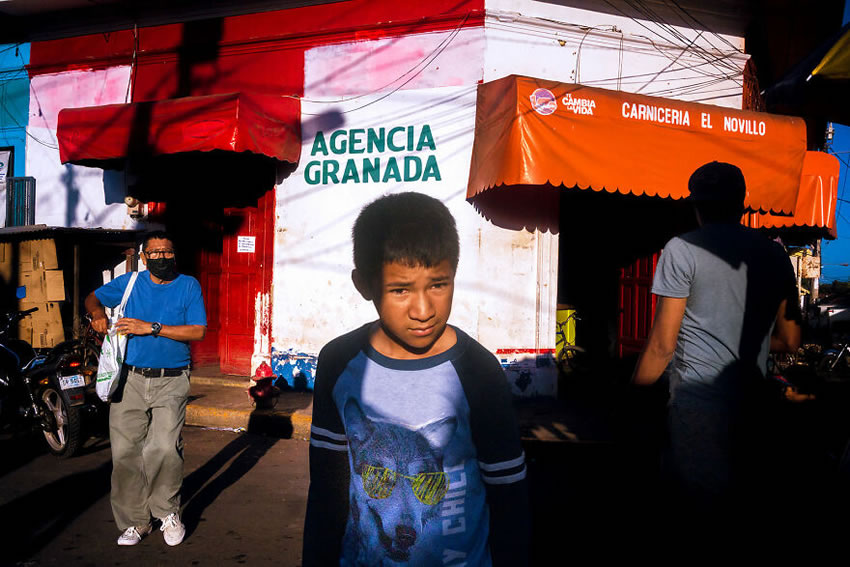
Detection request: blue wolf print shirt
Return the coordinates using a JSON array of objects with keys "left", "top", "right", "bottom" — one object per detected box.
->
[{"left": 303, "top": 324, "right": 530, "bottom": 567}]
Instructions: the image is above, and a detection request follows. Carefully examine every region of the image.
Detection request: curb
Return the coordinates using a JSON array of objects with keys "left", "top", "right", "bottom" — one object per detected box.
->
[
  {"left": 186, "top": 403, "right": 312, "bottom": 440},
  {"left": 190, "top": 376, "right": 251, "bottom": 388}
]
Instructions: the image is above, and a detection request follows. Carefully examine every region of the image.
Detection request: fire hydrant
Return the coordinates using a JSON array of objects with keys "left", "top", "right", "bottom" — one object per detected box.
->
[{"left": 248, "top": 361, "right": 280, "bottom": 409}]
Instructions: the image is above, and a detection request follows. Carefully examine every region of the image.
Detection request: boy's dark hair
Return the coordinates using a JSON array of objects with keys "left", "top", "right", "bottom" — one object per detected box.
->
[
  {"left": 353, "top": 192, "right": 459, "bottom": 284},
  {"left": 141, "top": 230, "right": 176, "bottom": 251},
  {"left": 687, "top": 161, "right": 746, "bottom": 224}
]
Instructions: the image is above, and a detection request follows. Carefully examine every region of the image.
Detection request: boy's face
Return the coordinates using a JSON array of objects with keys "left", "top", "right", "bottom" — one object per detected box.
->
[{"left": 356, "top": 260, "right": 456, "bottom": 359}]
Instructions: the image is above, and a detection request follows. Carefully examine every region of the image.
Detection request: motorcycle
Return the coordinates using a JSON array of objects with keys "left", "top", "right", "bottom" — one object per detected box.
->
[{"left": 0, "top": 307, "right": 104, "bottom": 457}]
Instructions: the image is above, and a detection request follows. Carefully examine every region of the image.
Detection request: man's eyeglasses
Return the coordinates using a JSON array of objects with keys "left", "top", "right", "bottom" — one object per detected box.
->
[
  {"left": 144, "top": 249, "right": 176, "bottom": 259},
  {"left": 360, "top": 465, "right": 449, "bottom": 505}
]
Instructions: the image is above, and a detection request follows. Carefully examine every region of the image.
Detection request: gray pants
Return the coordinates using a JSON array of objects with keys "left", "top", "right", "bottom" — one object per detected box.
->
[{"left": 109, "top": 367, "right": 190, "bottom": 530}]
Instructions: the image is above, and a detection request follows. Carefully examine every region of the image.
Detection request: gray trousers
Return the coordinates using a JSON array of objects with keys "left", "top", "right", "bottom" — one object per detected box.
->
[{"left": 109, "top": 367, "right": 190, "bottom": 530}]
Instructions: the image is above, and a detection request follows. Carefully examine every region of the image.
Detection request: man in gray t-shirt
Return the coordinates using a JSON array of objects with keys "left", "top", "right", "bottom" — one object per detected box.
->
[{"left": 633, "top": 161, "right": 800, "bottom": 503}]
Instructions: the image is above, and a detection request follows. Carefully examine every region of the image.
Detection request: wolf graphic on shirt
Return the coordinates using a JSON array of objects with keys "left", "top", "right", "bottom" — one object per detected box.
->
[{"left": 342, "top": 399, "right": 457, "bottom": 566}]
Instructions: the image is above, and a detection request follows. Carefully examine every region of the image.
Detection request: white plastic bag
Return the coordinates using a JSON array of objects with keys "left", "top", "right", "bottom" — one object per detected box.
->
[{"left": 96, "top": 272, "right": 138, "bottom": 402}]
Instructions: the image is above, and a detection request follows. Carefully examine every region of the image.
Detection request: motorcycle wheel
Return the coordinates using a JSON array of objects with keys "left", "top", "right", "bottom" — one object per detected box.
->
[{"left": 39, "top": 384, "right": 82, "bottom": 458}]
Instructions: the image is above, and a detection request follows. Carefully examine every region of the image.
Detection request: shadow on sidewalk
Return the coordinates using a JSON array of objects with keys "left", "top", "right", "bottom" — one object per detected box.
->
[
  {"left": 0, "top": 460, "right": 112, "bottom": 562},
  {"left": 181, "top": 432, "right": 278, "bottom": 536}
]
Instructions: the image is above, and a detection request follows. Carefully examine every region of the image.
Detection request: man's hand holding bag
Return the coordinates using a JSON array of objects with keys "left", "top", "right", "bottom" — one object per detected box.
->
[{"left": 96, "top": 272, "right": 138, "bottom": 402}]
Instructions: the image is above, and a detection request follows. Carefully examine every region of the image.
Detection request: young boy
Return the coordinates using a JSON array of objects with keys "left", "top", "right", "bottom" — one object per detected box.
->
[{"left": 303, "top": 192, "right": 530, "bottom": 566}]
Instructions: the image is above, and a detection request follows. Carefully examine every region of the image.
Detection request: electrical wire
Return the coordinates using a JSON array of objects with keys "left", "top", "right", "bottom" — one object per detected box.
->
[
  {"left": 0, "top": 83, "right": 59, "bottom": 150},
  {"left": 666, "top": 0, "right": 743, "bottom": 54},
  {"left": 629, "top": 0, "right": 742, "bottom": 75},
  {"left": 574, "top": 25, "right": 620, "bottom": 83},
  {"left": 635, "top": 28, "right": 705, "bottom": 93},
  {"left": 300, "top": 12, "right": 469, "bottom": 105},
  {"left": 601, "top": 0, "right": 742, "bottom": 87},
  {"left": 301, "top": 14, "right": 467, "bottom": 114}
]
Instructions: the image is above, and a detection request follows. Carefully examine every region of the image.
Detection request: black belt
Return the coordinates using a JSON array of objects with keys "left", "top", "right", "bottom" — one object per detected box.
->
[{"left": 127, "top": 365, "right": 189, "bottom": 378}]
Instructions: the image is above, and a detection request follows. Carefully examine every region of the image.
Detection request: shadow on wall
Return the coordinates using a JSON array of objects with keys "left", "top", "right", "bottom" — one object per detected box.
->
[
  {"left": 60, "top": 164, "right": 80, "bottom": 227},
  {"left": 271, "top": 348, "right": 318, "bottom": 391}
]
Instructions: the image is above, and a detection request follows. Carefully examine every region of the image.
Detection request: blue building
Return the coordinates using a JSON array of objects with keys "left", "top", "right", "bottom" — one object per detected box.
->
[{"left": 0, "top": 42, "right": 29, "bottom": 185}]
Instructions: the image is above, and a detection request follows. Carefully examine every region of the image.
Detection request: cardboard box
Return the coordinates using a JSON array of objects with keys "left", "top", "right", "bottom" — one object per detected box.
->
[
  {"left": 15, "top": 268, "right": 65, "bottom": 304},
  {"left": 45, "top": 270, "right": 65, "bottom": 302},
  {"left": 17, "top": 239, "right": 59, "bottom": 272},
  {"left": 19, "top": 271, "right": 46, "bottom": 303},
  {"left": 18, "top": 240, "right": 32, "bottom": 272},
  {"left": 26, "top": 302, "right": 64, "bottom": 348},
  {"left": 33, "top": 239, "right": 59, "bottom": 270}
]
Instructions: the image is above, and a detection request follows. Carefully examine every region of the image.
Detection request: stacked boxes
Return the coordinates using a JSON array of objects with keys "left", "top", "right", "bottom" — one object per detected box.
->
[{"left": 0, "top": 239, "right": 66, "bottom": 348}]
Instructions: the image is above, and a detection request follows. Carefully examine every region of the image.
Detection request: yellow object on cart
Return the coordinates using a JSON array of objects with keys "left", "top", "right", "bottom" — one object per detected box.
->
[{"left": 555, "top": 306, "right": 577, "bottom": 359}]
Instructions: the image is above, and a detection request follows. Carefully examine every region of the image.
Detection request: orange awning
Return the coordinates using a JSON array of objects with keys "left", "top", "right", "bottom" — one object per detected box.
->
[
  {"left": 743, "top": 151, "right": 840, "bottom": 239},
  {"left": 467, "top": 75, "right": 808, "bottom": 214},
  {"left": 57, "top": 92, "right": 301, "bottom": 166}
]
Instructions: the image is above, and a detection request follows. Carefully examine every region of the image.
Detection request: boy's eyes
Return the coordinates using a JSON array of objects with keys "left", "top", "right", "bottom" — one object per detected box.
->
[{"left": 387, "top": 283, "right": 448, "bottom": 294}]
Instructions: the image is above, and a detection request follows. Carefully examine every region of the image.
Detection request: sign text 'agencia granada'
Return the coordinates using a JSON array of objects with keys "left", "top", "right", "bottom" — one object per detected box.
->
[{"left": 467, "top": 75, "right": 807, "bottom": 214}]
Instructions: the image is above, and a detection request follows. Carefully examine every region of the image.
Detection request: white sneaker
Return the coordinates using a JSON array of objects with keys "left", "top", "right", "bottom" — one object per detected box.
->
[
  {"left": 117, "top": 524, "right": 152, "bottom": 546},
  {"left": 160, "top": 512, "right": 186, "bottom": 546}
]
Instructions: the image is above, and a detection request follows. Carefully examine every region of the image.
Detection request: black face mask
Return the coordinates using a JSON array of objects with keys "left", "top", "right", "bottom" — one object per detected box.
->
[{"left": 147, "top": 257, "right": 178, "bottom": 281}]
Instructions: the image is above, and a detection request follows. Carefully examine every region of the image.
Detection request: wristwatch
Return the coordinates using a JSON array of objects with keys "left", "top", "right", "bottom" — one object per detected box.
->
[{"left": 151, "top": 322, "right": 162, "bottom": 337}]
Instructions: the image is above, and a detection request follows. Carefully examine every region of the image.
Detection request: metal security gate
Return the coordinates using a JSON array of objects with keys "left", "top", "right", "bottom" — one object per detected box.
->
[{"left": 6, "top": 176, "right": 36, "bottom": 227}]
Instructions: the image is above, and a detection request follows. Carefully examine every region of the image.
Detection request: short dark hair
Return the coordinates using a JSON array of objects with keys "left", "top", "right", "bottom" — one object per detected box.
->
[
  {"left": 352, "top": 192, "right": 459, "bottom": 285},
  {"left": 142, "top": 230, "right": 176, "bottom": 252},
  {"left": 688, "top": 161, "right": 746, "bottom": 223}
]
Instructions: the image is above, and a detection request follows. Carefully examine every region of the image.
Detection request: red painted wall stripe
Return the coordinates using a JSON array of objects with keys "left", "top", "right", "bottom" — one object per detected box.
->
[
  {"left": 496, "top": 349, "right": 557, "bottom": 355},
  {"left": 28, "top": 0, "right": 484, "bottom": 79}
]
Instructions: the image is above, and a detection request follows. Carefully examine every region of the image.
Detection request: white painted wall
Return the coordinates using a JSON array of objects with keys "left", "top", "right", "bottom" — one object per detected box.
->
[
  {"left": 26, "top": 66, "right": 141, "bottom": 230},
  {"left": 274, "top": 79, "right": 557, "bottom": 395}
]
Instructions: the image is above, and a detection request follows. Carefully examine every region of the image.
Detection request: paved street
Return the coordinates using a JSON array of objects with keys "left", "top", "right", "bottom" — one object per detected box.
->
[
  {"left": 0, "top": 427, "right": 308, "bottom": 567},
  {"left": 2, "top": 380, "right": 847, "bottom": 566}
]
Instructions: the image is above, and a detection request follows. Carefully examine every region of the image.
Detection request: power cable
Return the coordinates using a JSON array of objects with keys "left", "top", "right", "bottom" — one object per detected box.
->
[
  {"left": 299, "top": 12, "right": 469, "bottom": 106},
  {"left": 301, "top": 14, "right": 467, "bottom": 114},
  {"left": 604, "top": 0, "right": 742, "bottom": 84},
  {"left": 666, "top": 0, "right": 743, "bottom": 54}
]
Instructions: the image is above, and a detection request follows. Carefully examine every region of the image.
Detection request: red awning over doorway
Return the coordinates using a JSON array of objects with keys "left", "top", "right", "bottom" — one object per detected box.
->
[
  {"left": 467, "top": 75, "right": 809, "bottom": 214},
  {"left": 57, "top": 92, "right": 301, "bottom": 165},
  {"left": 743, "top": 151, "right": 840, "bottom": 238}
]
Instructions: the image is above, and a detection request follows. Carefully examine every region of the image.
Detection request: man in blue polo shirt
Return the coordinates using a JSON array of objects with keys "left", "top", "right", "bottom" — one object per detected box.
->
[{"left": 86, "top": 231, "right": 206, "bottom": 548}]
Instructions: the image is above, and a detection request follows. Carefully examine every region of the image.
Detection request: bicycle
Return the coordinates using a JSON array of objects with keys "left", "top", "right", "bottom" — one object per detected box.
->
[{"left": 555, "top": 308, "right": 585, "bottom": 374}]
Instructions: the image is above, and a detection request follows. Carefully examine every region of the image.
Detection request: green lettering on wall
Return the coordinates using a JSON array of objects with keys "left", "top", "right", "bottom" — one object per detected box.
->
[
  {"left": 311, "top": 132, "right": 328, "bottom": 156},
  {"left": 403, "top": 156, "right": 422, "bottom": 181},
  {"left": 387, "top": 127, "right": 406, "bottom": 152},
  {"left": 382, "top": 157, "right": 401, "bottom": 182},
  {"left": 367, "top": 128, "right": 386, "bottom": 153},
  {"left": 349, "top": 129, "right": 365, "bottom": 154},
  {"left": 323, "top": 160, "right": 340, "bottom": 184},
  {"left": 362, "top": 158, "right": 381, "bottom": 182},
  {"left": 330, "top": 130, "right": 348, "bottom": 154},
  {"left": 417, "top": 124, "right": 436, "bottom": 151},
  {"left": 341, "top": 160, "right": 360, "bottom": 183},
  {"left": 422, "top": 155, "right": 441, "bottom": 181},
  {"left": 304, "top": 161, "right": 321, "bottom": 184}
]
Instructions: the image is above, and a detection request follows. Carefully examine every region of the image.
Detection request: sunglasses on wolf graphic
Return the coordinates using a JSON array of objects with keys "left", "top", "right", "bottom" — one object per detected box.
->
[{"left": 359, "top": 465, "right": 450, "bottom": 505}]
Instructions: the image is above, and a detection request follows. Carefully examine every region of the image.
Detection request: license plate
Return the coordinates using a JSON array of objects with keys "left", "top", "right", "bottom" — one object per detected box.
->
[{"left": 59, "top": 374, "right": 86, "bottom": 390}]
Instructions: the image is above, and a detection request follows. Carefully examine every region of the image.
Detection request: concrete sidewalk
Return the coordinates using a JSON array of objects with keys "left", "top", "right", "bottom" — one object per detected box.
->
[
  {"left": 187, "top": 373, "right": 622, "bottom": 444},
  {"left": 187, "top": 374, "right": 314, "bottom": 440}
]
